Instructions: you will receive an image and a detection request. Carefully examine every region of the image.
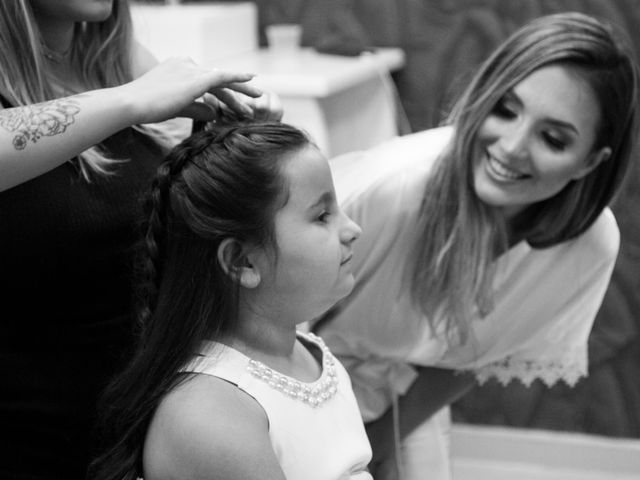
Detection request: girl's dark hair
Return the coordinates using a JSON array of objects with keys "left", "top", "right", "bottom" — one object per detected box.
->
[{"left": 90, "top": 121, "right": 311, "bottom": 480}]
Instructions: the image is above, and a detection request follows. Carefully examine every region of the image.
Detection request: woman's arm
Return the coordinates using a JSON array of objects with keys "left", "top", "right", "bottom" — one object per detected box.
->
[
  {"left": 0, "top": 57, "right": 260, "bottom": 191},
  {"left": 128, "top": 40, "right": 282, "bottom": 146},
  {"left": 366, "top": 367, "right": 476, "bottom": 463}
]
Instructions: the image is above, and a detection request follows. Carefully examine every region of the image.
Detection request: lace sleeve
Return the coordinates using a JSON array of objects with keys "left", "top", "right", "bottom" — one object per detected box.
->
[
  {"left": 450, "top": 210, "right": 619, "bottom": 389},
  {"left": 469, "top": 346, "right": 588, "bottom": 387}
]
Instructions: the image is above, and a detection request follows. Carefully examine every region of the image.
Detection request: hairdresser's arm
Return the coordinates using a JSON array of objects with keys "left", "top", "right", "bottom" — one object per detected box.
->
[
  {"left": 131, "top": 40, "right": 284, "bottom": 123},
  {"left": 130, "top": 41, "right": 282, "bottom": 145},
  {"left": 0, "top": 57, "right": 261, "bottom": 191},
  {"left": 366, "top": 366, "right": 476, "bottom": 462}
]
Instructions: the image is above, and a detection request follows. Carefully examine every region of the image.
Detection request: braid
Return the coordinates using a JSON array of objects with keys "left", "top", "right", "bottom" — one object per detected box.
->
[
  {"left": 135, "top": 145, "right": 193, "bottom": 329},
  {"left": 192, "top": 126, "right": 239, "bottom": 157}
]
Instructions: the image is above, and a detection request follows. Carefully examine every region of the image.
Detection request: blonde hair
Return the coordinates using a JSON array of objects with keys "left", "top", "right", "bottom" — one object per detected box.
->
[
  {"left": 0, "top": 0, "right": 136, "bottom": 179},
  {"left": 411, "top": 12, "right": 639, "bottom": 345}
]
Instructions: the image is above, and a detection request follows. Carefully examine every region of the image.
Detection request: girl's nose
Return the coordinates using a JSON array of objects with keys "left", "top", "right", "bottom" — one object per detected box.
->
[{"left": 340, "top": 213, "right": 362, "bottom": 244}]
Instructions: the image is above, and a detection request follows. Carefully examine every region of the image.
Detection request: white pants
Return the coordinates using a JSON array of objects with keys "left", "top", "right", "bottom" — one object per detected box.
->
[{"left": 374, "top": 406, "right": 452, "bottom": 480}]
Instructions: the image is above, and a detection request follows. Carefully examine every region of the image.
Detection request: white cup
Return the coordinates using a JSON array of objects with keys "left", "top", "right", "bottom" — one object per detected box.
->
[{"left": 265, "top": 24, "right": 302, "bottom": 51}]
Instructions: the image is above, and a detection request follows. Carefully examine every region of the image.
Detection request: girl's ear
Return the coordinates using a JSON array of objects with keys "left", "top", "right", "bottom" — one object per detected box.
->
[{"left": 217, "top": 238, "right": 261, "bottom": 289}]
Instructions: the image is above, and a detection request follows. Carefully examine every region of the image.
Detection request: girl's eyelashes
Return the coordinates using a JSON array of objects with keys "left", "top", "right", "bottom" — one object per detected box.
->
[{"left": 317, "top": 211, "right": 331, "bottom": 223}]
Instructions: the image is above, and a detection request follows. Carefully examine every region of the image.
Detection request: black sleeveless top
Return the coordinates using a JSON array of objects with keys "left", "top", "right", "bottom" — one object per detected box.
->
[{"left": 0, "top": 95, "right": 165, "bottom": 479}]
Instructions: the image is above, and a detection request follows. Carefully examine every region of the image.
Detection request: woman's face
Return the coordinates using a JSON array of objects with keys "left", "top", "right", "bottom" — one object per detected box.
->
[
  {"left": 473, "top": 65, "right": 610, "bottom": 219},
  {"left": 29, "top": 0, "right": 114, "bottom": 52},
  {"left": 30, "top": 0, "right": 114, "bottom": 24}
]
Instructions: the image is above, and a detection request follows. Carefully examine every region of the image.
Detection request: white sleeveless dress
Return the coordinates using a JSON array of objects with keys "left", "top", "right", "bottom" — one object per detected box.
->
[{"left": 183, "top": 331, "right": 373, "bottom": 480}]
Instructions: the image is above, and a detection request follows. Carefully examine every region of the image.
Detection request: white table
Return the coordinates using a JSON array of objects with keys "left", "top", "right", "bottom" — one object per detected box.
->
[
  {"left": 216, "top": 48, "right": 406, "bottom": 157},
  {"left": 131, "top": 2, "right": 258, "bottom": 64}
]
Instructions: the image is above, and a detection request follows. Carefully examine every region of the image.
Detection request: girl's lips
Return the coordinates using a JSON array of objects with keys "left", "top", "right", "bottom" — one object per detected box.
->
[{"left": 340, "top": 254, "right": 353, "bottom": 266}]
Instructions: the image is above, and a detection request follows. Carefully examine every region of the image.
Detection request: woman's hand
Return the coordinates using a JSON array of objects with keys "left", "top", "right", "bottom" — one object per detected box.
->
[
  {"left": 244, "top": 90, "right": 284, "bottom": 122},
  {"left": 0, "top": 56, "right": 282, "bottom": 190},
  {"left": 201, "top": 89, "right": 284, "bottom": 123},
  {"left": 120, "top": 56, "right": 264, "bottom": 124}
]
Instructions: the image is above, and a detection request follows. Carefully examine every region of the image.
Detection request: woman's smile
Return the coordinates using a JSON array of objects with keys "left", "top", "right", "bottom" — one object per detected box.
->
[{"left": 484, "top": 150, "right": 530, "bottom": 182}]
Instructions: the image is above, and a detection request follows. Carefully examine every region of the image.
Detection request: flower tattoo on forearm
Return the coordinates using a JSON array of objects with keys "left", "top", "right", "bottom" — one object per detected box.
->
[{"left": 0, "top": 98, "right": 81, "bottom": 150}]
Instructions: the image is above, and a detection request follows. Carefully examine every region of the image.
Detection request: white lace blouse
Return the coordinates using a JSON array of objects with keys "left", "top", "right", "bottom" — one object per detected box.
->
[{"left": 315, "top": 126, "right": 619, "bottom": 422}]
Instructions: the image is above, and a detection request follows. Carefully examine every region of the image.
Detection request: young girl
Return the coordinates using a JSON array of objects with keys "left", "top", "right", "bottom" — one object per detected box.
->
[
  {"left": 90, "top": 121, "right": 370, "bottom": 480},
  {"left": 313, "top": 12, "right": 639, "bottom": 480}
]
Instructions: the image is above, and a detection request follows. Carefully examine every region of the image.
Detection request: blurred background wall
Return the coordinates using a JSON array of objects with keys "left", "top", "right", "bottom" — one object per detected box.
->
[{"left": 254, "top": 0, "right": 640, "bottom": 439}]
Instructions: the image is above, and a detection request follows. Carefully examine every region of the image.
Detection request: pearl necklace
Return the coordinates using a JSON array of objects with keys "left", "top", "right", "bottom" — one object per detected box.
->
[{"left": 246, "top": 333, "right": 339, "bottom": 408}]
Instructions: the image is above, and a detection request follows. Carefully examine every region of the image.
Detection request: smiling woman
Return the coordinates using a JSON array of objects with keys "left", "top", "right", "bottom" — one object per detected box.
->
[
  {"left": 312, "top": 11, "right": 640, "bottom": 480},
  {"left": 473, "top": 65, "right": 611, "bottom": 219}
]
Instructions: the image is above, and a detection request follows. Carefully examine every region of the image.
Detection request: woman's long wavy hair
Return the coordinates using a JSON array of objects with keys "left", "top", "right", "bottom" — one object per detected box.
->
[
  {"left": 411, "top": 12, "right": 639, "bottom": 344},
  {"left": 89, "top": 122, "right": 311, "bottom": 480},
  {"left": 0, "top": 0, "right": 135, "bottom": 178}
]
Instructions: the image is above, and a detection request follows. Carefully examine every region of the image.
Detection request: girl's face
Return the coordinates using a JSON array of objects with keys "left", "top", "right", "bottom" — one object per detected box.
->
[
  {"left": 250, "top": 145, "right": 361, "bottom": 322},
  {"left": 473, "top": 65, "right": 611, "bottom": 219}
]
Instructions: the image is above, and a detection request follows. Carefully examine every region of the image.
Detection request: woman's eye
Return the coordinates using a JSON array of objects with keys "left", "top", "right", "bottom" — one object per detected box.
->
[
  {"left": 491, "top": 100, "right": 517, "bottom": 119},
  {"left": 543, "top": 132, "right": 567, "bottom": 151}
]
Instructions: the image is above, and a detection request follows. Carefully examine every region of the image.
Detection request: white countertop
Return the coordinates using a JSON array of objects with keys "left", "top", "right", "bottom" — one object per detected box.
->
[{"left": 131, "top": 2, "right": 258, "bottom": 64}]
